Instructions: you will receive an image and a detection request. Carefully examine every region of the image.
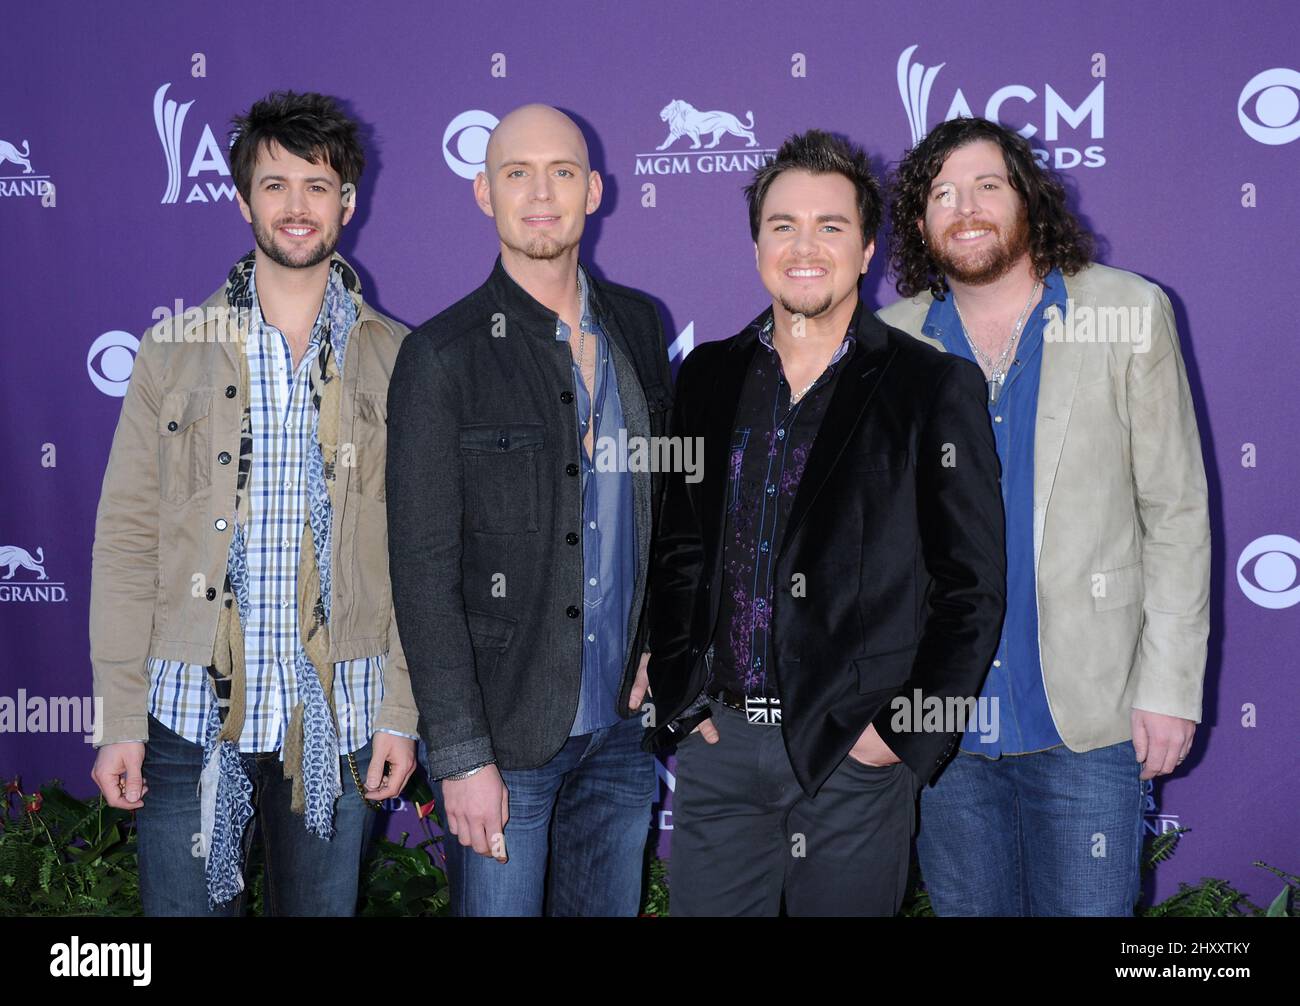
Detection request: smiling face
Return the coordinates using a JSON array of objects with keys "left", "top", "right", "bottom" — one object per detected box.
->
[
  {"left": 920, "top": 139, "right": 1029, "bottom": 286},
  {"left": 474, "top": 105, "right": 601, "bottom": 261},
  {"left": 235, "top": 140, "right": 353, "bottom": 269},
  {"left": 754, "top": 169, "right": 872, "bottom": 319}
]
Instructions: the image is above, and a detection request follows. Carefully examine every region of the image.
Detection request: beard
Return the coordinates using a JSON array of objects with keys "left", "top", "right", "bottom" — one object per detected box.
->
[
  {"left": 503, "top": 230, "right": 579, "bottom": 262},
  {"left": 927, "top": 207, "right": 1031, "bottom": 286},
  {"left": 777, "top": 291, "right": 834, "bottom": 319},
  {"left": 250, "top": 209, "right": 341, "bottom": 269}
]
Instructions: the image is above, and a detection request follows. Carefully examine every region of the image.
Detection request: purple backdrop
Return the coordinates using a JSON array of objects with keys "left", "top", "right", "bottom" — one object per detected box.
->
[{"left": 2, "top": 0, "right": 1297, "bottom": 908}]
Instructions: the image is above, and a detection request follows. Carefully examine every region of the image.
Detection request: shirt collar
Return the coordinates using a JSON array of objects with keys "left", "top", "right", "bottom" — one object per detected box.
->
[
  {"left": 248, "top": 263, "right": 350, "bottom": 363},
  {"left": 755, "top": 312, "right": 855, "bottom": 366},
  {"left": 555, "top": 265, "right": 600, "bottom": 342},
  {"left": 922, "top": 266, "right": 1068, "bottom": 344}
]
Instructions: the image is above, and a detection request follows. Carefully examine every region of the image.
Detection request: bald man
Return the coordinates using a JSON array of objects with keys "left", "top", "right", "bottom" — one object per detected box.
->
[{"left": 386, "top": 105, "right": 674, "bottom": 916}]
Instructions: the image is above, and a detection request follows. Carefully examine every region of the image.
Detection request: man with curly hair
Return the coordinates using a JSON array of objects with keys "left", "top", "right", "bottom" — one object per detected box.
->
[{"left": 878, "top": 117, "right": 1210, "bottom": 916}]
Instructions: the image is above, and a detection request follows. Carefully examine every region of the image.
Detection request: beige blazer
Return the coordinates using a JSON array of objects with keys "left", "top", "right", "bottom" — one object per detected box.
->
[{"left": 878, "top": 262, "right": 1209, "bottom": 751}]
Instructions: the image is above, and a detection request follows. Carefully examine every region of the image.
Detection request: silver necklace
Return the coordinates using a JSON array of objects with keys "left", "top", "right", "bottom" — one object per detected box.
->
[{"left": 953, "top": 279, "right": 1040, "bottom": 405}]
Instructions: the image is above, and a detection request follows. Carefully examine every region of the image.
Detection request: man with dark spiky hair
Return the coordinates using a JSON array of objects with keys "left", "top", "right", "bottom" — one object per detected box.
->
[
  {"left": 89, "top": 91, "right": 418, "bottom": 915},
  {"left": 879, "top": 116, "right": 1209, "bottom": 916},
  {"left": 645, "top": 129, "right": 1006, "bottom": 916}
]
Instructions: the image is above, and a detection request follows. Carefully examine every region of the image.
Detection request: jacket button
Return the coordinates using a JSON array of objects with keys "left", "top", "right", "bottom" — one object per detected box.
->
[
  {"left": 205, "top": 587, "right": 217, "bottom": 600},
  {"left": 217, "top": 451, "right": 231, "bottom": 465},
  {"left": 560, "top": 390, "right": 574, "bottom": 404},
  {"left": 566, "top": 463, "right": 579, "bottom": 476},
  {"left": 225, "top": 385, "right": 237, "bottom": 399},
  {"left": 214, "top": 518, "right": 228, "bottom": 531},
  {"left": 566, "top": 532, "right": 579, "bottom": 545},
  {"left": 566, "top": 605, "right": 580, "bottom": 618},
  {"left": 166, "top": 421, "right": 178, "bottom": 432},
  {"left": 497, "top": 435, "right": 509, "bottom": 450}
]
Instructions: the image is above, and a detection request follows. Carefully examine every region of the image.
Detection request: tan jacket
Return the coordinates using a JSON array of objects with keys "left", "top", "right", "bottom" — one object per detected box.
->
[
  {"left": 878, "top": 263, "right": 1209, "bottom": 751},
  {"left": 90, "top": 264, "right": 418, "bottom": 747}
]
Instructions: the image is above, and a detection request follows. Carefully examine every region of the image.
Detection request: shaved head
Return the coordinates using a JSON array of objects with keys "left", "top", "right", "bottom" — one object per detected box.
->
[
  {"left": 485, "top": 103, "right": 590, "bottom": 176},
  {"left": 474, "top": 102, "right": 602, "bottom": 265}
]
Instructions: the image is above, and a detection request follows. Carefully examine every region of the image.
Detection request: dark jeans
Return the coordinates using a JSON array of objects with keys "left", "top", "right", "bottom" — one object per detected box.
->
[
  {"left": 434, "top": 712, "right": 656, "bottom": 916},
  {"left": 669, "top": 698, "right": 919, "bottom": 916},
  {"left": 135, "top": 714, "right": 375, "bottom": 916},
  {"left": 915, "top": 741, "right": 1144, "bottom": 916}
]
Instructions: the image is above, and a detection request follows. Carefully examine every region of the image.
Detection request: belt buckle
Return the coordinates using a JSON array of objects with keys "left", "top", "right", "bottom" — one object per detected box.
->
[{"left": 745, "top": 695, "right": 781, "bottom": 726}]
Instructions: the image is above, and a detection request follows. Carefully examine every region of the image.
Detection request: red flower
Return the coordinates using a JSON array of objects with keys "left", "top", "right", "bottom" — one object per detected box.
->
[
  {"left": 4, "top": 778, "right": 19, "bottom": 796},
  {"left": 416, "top": 798, "right": 437, "bottom": 820},
  {"left": 24, "top": 792, "right": 42, "bottom": 814}
]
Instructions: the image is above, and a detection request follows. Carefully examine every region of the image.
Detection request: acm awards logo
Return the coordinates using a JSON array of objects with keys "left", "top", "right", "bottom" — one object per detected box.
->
[
  {"left": 897, "top": 44, "right": 1105, "bottom": 169},
  {"left": 1237, "top": 67, "right": 1300, "bottom": 145},
  {"left": 154, "top": 83, "right": 237, "bottom": 204},
  {"left": 0, "top": 544, "right": 67, "bottom": 604}
]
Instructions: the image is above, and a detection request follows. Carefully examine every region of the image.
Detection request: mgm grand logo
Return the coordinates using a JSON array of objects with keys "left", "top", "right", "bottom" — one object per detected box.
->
[
  {"left": 635, "top": 99, "right": 776, "bottom": 176},
  {"left": 0, "top": 545, "right": 67, "bottom": 603}
]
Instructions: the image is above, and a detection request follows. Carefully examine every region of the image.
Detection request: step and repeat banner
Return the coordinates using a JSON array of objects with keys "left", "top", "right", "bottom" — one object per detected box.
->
[{"left": 2, "top": 0, "right": 1297, "bottom": 908}]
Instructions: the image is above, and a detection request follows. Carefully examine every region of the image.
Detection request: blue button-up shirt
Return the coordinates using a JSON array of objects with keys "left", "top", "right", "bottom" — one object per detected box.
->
[
  {"left": 556, "top": 267, "right": 637, "bottom": 735},
  {"left": 924, "top": 269, "right": 1067, "bottom": 756}
]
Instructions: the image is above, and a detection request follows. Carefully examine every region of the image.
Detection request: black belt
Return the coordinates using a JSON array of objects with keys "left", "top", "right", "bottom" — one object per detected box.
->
[{"left": 708, "top": 687, "right": 782, "bottom": 726}]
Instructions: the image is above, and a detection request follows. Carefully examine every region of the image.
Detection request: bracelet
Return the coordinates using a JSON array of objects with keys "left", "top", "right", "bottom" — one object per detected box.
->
[{"left": 443, "top": 761, "right": 494, "bottom": 782}]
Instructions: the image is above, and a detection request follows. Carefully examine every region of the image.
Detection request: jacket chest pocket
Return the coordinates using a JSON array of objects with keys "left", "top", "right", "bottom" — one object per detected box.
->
[
  {"left": 351, "top": 391, "right": 388, "bottom": 501},
  {"left": 158, "top": 390, "right": 214, "bottom": 506},
  {"left": 459, "top": 422, "right": 545, "bottom": 533}
]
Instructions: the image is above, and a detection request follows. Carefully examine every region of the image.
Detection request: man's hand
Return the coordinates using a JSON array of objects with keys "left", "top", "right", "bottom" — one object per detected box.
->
[
  {"left": 91, "top": 742, "right": 148, "bottom": 810},
  {"left": 1132, "top": 708, "right": 1195, "bottom": 781},
  {"left": 442, "top": 766, "right": 509, "bottom": 862},
  {"left": 848, "top": 723, "right": 901, "bottom": 767},
  {"left": 690, "top": 718, "right": 719, "bottom": 744},
  {"left": 628, "top": 651, "right": 652, "bottom": 710},
  {"left": 365, "top": 733, "right": 417, "bottom": 802}
]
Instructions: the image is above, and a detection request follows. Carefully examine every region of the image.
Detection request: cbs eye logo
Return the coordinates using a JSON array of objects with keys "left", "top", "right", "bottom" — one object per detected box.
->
[
  {"left": 442, "top": 110, "right": 499, "bottom": 180},
  {"left": 1238, "top": 68, "right": 1300, "bottom": 145},
  {"left": 87, "top": 330, "right": 140, "bottom": 397},
  {"left": 1237, "top": 534, "right": 1300, "bottom": 609}
]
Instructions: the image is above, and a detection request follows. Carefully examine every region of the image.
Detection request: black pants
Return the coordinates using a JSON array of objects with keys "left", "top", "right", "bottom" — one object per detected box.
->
[{"left": 670, "top": 699, "right": 918, "bottom": 916}]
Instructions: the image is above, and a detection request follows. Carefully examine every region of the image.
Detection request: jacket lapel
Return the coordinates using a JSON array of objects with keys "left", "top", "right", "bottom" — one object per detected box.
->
[
  {"left": 779, "top": 315, "right": 893, "bottom": 556},
  {"left": 1032, "top": 279, "right": 1087, "bottom": 573}
]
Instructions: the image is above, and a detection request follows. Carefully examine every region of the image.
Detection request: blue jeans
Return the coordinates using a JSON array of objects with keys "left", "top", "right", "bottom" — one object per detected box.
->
[
  {"left": 434, "top": 713, "right": 656, "bottom": 916},
  {"left": 915, "top": 741, "right": 1144, "bottom": 916},
  {"left": 136, "top": 714, "right": 376, "bottom": 916}
]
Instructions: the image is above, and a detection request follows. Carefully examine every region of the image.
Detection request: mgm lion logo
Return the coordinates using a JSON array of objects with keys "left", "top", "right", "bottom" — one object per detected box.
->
[
  {"left": 656, "top": 100, "right": 758, "bottom": 151},
  {"left": 0, "top": 138, "right": 34, "bottom": 174},
  {"left": 0, "top": 545, "right": 46, "bottom": 580}
]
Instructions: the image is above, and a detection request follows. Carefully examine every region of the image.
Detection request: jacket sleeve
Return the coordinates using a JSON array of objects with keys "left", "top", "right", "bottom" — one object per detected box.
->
[
  {"left": 1127, "top": 284, "right": 1210, "bottom": 721},
  {"left": 89, "top": 325, "right": 165, "bottom": 747},
  {"left": 385, "top": 332, "right": 495, "bottom": 778},
  {"left": 871, "top": 355, "right": 1007, "bottom": 785},
  {"left": 646, "top": 346, "right": 709, "bottom": 731},
  {"left": 373, "top": 604, "right": 420, "bottom": 739}
]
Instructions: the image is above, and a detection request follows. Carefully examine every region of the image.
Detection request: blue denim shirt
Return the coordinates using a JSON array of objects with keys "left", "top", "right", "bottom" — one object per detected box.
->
[
  {"left": 556, "top": 267, "right": 637, "bottom": 735},
  {"left": 924, "top": 269, "right": 1068, "bottom": 756}
]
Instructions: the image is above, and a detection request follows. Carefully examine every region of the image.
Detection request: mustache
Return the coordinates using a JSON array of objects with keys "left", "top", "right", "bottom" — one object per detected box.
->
[{"left": 943, "top": 220, "right": 1000, "bottom": 240}]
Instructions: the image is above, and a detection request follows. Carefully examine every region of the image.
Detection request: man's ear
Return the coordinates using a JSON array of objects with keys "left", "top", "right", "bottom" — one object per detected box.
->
[
  {"left": 236, "top": 190, "right": 253, "bottom": 225},
  {"left": 861, "top": 238, "right": 875, "bottom": 276},
  {"left": 341, "top": 182, "right": 357, "bottom": 226},
  {"left": 473, "top": 172, "right": 495, "bottom": 218},
  {"left": 585, "top": 170, "right": 604, "bottom": 215}
]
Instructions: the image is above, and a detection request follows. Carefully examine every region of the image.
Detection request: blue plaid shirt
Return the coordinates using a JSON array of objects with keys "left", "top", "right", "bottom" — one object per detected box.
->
[{"left": 146, "top": 266, "right": 415, "bottom": 755}]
